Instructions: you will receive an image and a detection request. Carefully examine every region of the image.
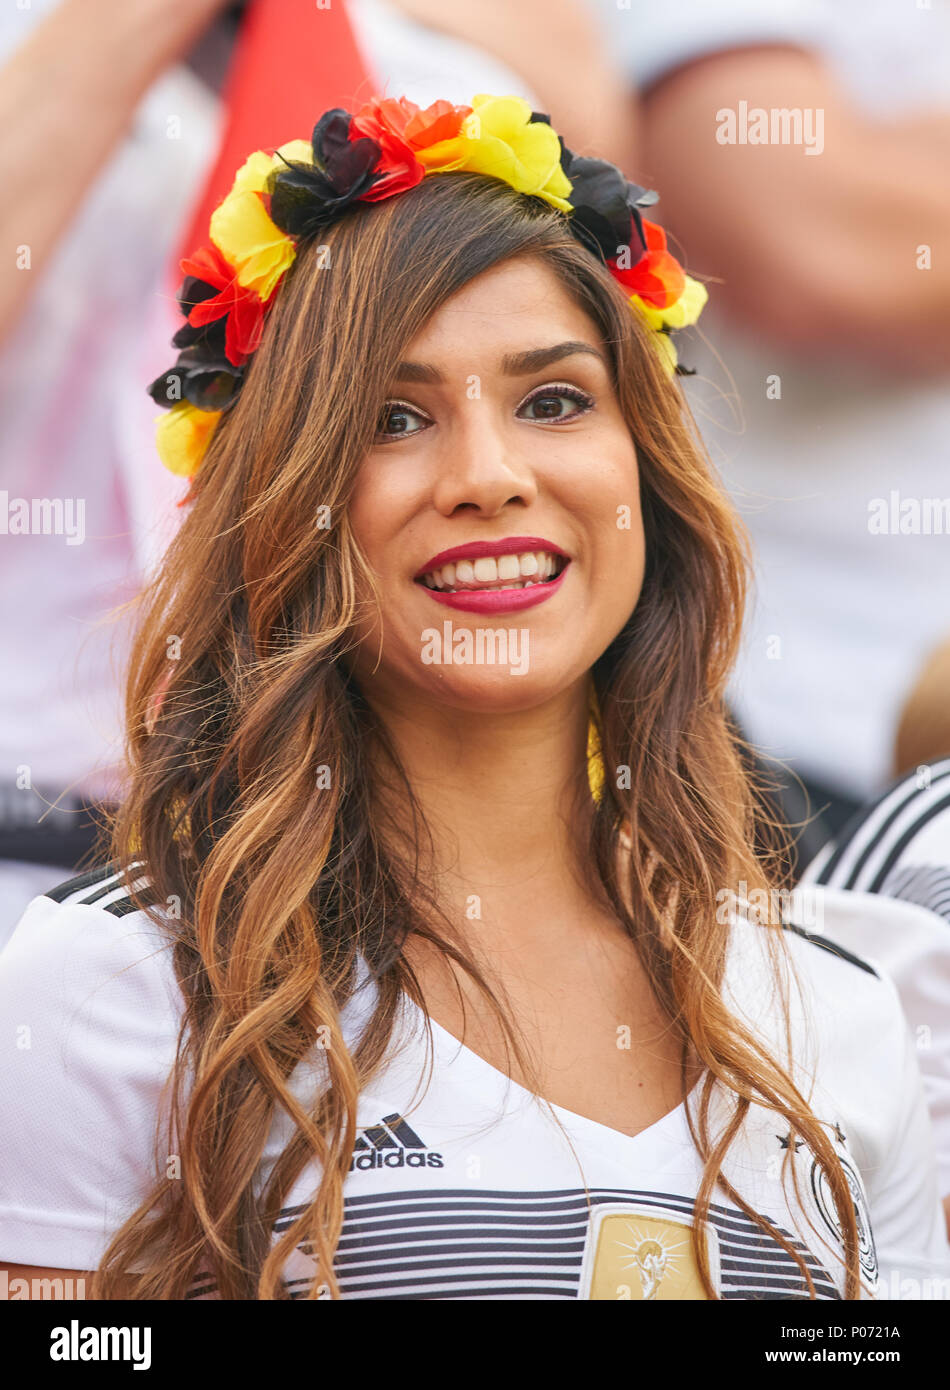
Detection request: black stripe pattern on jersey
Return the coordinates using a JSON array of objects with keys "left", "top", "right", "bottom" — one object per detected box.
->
[
  {"left": 183, "top": 1189, "right": 841, "bottom": 1300},
  {"left": 257, "top": 1188, "right": 839, "bottom": 1301},
  {"left": 781, "top": 922, "right": 878, "bottom": 978},
  {"left": 43, "top": 861, "right": 153, "bottom": 917},
  {"left": 807, "top": 759, "right": 950, "bottom": 894},
  {"left": 879, "top": 863, "right": 950, "bottom": 926}
]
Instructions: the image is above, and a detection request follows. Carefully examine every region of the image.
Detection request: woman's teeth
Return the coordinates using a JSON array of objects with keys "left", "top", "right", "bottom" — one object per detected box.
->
[{"left": 421, "top": 551, "right": 563, "bottom": 592}]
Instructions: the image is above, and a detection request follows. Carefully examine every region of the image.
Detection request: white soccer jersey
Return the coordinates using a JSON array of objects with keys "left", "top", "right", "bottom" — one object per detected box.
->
[
  {"left": 803, "top": 759, "right": 950, "bottom": 918},
  {"left": 801, "top": 759, "right": 950, "bottom": 1199},
  {"left": 0, "top": 868, "right": 948, "bottom": 1300}
]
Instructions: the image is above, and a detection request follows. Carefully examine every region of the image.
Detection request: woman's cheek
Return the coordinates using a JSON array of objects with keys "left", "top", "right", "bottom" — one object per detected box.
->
[{"left": 600, "top": 497, "right": 646, "bottom": 622}]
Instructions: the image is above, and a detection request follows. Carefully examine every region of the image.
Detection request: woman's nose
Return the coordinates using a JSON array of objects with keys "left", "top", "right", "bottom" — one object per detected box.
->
[{"left": 430, "top": 413, "right": 539, "bottom": 517}]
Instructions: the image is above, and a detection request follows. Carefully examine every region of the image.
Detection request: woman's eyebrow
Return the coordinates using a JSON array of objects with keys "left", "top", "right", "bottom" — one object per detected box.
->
[{"left": 393, "top": 341, "right": 607, "bottom": 384}]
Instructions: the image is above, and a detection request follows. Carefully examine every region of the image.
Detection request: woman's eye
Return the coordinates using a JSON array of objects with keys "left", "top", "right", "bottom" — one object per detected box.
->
[
  {"left": 517, "top": 384, "right": 595, "bottom": 424},
  {"left": 375, "top": 401, "right": 431, "bottom": 442}
]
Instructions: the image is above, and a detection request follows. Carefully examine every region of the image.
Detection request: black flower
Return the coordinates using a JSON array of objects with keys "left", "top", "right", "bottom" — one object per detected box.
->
[
  {"left": 148, "top": 343, "right": 243, "bottom": 412},
  {"left": 558, "top": 139, "right": 659, "bottom": 262},
  {"left": 267, "top": 109, "right": 384, "bottom": 240},
  {"left": 171, "top": 276, "right": 226, "bottom": 353}
]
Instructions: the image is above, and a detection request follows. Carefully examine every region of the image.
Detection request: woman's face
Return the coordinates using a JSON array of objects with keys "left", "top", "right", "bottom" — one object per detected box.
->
[{"left": 347, "top": 255, "right": 645, "bottom": 713}]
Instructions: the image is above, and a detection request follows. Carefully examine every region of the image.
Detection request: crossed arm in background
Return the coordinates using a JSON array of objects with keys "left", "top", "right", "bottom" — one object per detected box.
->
[
  {"left": 393, "top": 0, "right": 950, "bottom": 375},
  {"left": 0, "top": 0, "right": 232, "bottom": 346}
]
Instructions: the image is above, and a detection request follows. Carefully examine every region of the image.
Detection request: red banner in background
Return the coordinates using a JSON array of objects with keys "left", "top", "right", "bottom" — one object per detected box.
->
[{"left": 173, "top": 0, "right": 376, "bottom": 276}]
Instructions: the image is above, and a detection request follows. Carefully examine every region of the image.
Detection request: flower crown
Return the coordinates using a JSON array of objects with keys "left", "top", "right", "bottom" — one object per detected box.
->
[{"left": 149, "top": 93, "right": 707, "bottom": 479}]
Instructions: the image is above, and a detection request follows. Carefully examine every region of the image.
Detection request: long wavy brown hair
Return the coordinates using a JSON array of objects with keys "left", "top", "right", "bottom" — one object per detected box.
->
[{"left": 94, "top": 170, "right": 864, "bottom": 1300}]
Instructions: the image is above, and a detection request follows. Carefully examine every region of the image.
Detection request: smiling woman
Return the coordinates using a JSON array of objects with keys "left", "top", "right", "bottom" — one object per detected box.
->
[{"left": 0, "top": 93, "right": 947, "bottom": 1304}]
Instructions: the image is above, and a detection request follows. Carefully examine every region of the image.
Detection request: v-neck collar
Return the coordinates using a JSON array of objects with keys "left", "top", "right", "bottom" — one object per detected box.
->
[{"left": 396, "top": 989, "right": 705, "bottom": 1158}]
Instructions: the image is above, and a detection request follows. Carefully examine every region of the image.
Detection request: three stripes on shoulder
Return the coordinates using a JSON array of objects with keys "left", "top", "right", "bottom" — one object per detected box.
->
[{"left": 44, "top": 862, "right": 154, "bottom": 918}]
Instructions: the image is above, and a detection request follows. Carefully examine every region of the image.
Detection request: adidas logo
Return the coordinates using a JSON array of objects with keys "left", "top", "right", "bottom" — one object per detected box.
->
[{"left": 348, "top": 1113, "right": 444, "bottom": 1172}]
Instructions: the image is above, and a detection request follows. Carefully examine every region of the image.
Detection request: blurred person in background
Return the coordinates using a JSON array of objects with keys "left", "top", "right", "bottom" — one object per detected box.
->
[
  {"left": 801, "top": 755, "right": 950, "bottom": 1239},
  {"left": 0, "top": 0, "right": 229, "bottom": 937},
  {"left": 591, "top": 0, "right": 950, "bottom": 840}
]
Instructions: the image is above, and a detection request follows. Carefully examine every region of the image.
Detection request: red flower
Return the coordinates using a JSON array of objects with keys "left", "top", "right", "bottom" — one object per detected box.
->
[
  {"left": 403, "top": 97, "right": 472, "bottom": 149},
  {"left": 350, "top": 96, "right": 424, "bottom": 201},
  {"left": 607, "top": 220, "right": 685, "bottom": 311},
  {"left": 350, "top": 96, "right": 471, "bottom": 202},
  {"left": 179, "top": 243, "right": 269, "bottom": 366}
]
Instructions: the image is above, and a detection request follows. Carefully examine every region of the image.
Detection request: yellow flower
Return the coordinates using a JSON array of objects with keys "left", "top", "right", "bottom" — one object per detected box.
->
[
  {"left": 651, "top": 329, "right": 678, "bottom": 375},
  {"left": 628, "top": 275, "right": 708, "bottom": 375},
  {"left": 628, "top": 300, "right": 679, "bottom": 374},
  {"left": 209, "top": 140, "right": 310, "bottom": 299},
  {"left": 631, "top": 297, "right": 665, "bottom": 332},
  {"left": 231, "top": 140, "right": 312, "bottom": 197},
  {"left": 155, "top": 401, "right": 222, "bottom": 477},
  {"left": 416, "top": 94, "right": 572, "bottom": 211},
  {"left": 661, "top": 274, "right": 708, "bottom": 329}
]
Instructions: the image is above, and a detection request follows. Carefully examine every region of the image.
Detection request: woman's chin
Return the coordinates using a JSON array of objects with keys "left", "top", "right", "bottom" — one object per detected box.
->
[{"left": 410, "top": 661, "right": 578, "bottom": 715}]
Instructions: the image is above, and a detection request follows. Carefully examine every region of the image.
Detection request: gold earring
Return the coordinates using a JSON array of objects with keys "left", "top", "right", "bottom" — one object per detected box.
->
[{"left": 587, "top": 683, "right": 605, "bottom": 803}]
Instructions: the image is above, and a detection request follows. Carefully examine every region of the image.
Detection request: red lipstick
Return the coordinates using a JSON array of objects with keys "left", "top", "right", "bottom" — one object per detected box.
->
[
  {"left": 413, "top": 535, "right": 569, "bottom": 580},
  {"left": 421, "top": 565, "right": 569, "bottom": 613}
]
